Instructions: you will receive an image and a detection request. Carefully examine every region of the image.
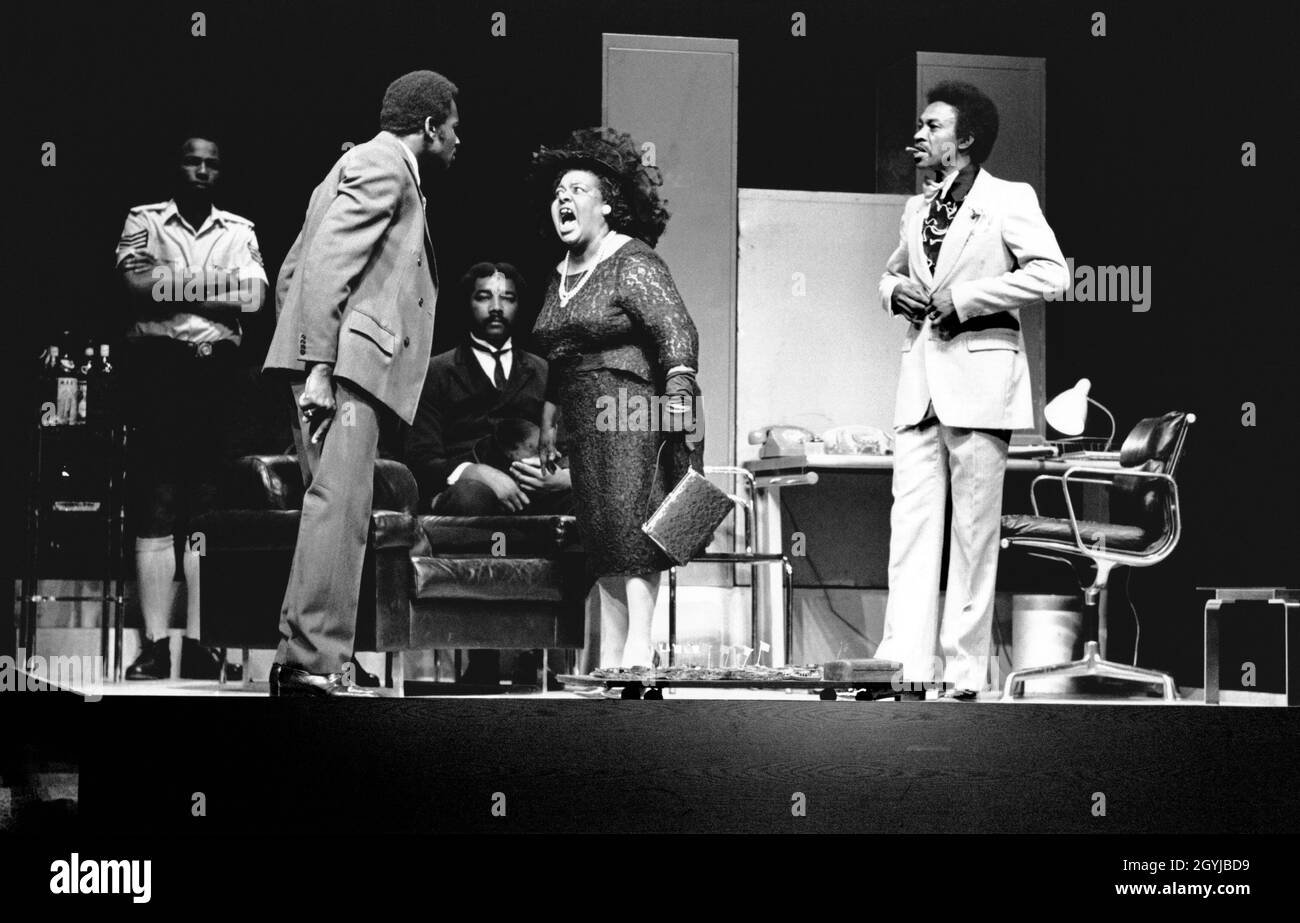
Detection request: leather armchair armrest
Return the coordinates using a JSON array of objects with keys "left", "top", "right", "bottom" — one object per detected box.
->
[
  {"left": 371, "top": 510, "right": 418, "bottom": 551},
  {"left": 374, "top": 459, "right": 419, "bottom": 515},
  {"left": 416, "top": 514, "right": 579, "bottom": 555},
  {"left": 217, "top": 455, "right": 305, "bottom": 511}
]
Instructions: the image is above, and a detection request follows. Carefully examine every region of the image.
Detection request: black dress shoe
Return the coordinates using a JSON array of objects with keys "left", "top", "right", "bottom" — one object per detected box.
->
[
  {"left": 179, "top": 638, "right": 240, "bottom": 680},
  {"left": 125, "top": 637, "right": 171, "bottom": 681},
  {"left": 271, "top": 665, "right": 381, "bottom": 698}
]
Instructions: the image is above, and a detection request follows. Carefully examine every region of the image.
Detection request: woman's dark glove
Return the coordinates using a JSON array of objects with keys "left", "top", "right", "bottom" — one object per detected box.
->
[{"left": 662, "top": 371, "right": 704, "bottom": 455}]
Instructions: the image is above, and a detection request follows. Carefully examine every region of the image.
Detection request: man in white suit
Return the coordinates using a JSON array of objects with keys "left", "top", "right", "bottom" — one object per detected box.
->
[{"left": 875, "top": 81, "right": 1068, "bottom": 698}]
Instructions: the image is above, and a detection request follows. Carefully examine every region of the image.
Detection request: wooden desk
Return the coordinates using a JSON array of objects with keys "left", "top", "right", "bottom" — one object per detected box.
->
[{"left": 744, "top": 453, "right": 1118, "bottom": 664}]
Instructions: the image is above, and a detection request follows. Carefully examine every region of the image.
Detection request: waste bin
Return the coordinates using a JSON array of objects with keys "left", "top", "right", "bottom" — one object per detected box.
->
[{"left": 1009, "top": 594, "right": 1083, "bottom": 695}]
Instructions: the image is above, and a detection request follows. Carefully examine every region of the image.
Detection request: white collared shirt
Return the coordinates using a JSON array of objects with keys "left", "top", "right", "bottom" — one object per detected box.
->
[
  {"left": 114, "top": 199, "right": 268, "bottom": 344},
  {"left": 468, "top": 334, "right": 514, "bottom": 385}
]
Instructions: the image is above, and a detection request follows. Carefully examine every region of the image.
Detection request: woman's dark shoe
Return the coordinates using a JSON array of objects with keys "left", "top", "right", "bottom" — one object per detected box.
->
[
  {"left": 270, "top": 665, "right": 381, "bottom": 698},
  {"left": 125, "top": 637, "right": 171, "bottom": 681}
]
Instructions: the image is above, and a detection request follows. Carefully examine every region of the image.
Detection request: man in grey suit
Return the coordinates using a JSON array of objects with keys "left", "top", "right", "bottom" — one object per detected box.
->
[
  {"left": 875, "top": 82, "right": 1067, "bottom": 699},
  {"left": 263, "top": 70, "right": 459, "bottom": 696}
]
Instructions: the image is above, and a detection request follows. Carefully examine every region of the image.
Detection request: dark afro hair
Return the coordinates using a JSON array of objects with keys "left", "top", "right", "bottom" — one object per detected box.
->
[
  {"left": 379, "top": 70, "right": 459, "bottom": 136},
  {"left": 926, "top": 81, "right": 999, "bottom": 165},
  {"left": 529, "top": 127, "right": 671, "bottom": 248}
]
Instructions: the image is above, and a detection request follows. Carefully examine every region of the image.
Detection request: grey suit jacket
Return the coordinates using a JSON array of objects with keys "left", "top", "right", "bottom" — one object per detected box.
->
[{"left": 264, "top": 131, "right": 438, "bottom": 424}]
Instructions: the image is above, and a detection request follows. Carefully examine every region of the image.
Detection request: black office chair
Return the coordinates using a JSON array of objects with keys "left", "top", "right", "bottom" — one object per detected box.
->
[
  {"left": 999, "top": 411, "right": 1195, "bottom": 700},
  {"left": 666, "top": 466, "right": 804, "bottom": 666}
]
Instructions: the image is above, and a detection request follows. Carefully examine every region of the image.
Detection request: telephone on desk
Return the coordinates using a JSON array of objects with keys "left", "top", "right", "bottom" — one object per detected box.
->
[
  {"left": 749, "top": 424, "right": 894, "bottom": 458},
  {"left": 748, "top": 424, "right": 819, "bottom": 458}
]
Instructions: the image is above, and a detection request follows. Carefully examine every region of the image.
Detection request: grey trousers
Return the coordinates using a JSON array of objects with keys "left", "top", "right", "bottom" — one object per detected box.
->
[{"left": 277, "top": 378, "right": 381, "bottom": 675}]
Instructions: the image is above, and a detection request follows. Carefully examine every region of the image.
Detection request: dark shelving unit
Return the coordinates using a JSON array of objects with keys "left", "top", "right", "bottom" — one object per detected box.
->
[{"left": 20, "top": 420, "right": 128, "bottom": 681}]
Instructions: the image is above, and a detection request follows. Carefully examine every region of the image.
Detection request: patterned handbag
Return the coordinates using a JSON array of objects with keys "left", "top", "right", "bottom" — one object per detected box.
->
[{"left": 641, "top": 442, "right": 734, "bottom": 566}]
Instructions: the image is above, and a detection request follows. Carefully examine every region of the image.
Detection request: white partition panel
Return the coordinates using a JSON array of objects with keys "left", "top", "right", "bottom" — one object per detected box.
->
[
  {"left": 603, "top": 34, "right": 738, "bottom": 470},
  {"left": 736, "top": 189, "right": 910, "bottom": 462}
]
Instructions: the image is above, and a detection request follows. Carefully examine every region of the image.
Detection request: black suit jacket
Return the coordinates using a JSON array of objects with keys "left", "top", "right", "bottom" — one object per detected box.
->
[{"left": 403, "top": 342, "right": 548, "bottom": 503}]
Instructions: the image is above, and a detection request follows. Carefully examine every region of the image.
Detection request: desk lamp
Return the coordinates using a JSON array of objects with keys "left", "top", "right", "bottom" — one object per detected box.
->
[{"left": 1044, "top": 378, "right": 1116, "bottom": 450}]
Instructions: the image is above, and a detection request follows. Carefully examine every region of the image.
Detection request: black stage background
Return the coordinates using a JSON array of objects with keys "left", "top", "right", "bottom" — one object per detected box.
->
[{"left": 3, "top": 0, "right": 1298, "bottom": 872}]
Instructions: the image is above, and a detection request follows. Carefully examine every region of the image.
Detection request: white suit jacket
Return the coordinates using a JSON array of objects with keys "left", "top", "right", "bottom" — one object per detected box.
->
[{"left": 879, "top": 168, "right": 1067, "bottom": 430}]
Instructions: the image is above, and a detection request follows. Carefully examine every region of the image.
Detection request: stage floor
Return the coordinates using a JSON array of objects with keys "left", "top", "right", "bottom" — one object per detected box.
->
[{"left": 5, "top": 677, "right": 1297, "bottom": 836}]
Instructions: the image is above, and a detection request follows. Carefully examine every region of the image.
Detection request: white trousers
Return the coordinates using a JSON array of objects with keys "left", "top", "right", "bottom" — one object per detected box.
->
[{"left": 876, "top": 416, "right": 1009, "bottom": 690}]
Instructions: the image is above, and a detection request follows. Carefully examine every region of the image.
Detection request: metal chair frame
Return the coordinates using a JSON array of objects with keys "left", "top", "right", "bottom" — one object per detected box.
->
[
  {"left": 1000, "top": 414, "right": 1195, "bottom": 700},
  {"left": 666, "top": 465, "right": 793, "bottom": 666}
]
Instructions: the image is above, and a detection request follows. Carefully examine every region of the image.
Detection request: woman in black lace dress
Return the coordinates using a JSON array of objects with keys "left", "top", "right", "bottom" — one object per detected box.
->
[{"left": 529, "top": 128, "right": 703, "bottom": 670}]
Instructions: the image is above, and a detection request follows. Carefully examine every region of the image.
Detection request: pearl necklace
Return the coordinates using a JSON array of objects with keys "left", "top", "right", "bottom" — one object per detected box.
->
[{"left": 558, "top": 232, "right": 615, "bottom": 307}]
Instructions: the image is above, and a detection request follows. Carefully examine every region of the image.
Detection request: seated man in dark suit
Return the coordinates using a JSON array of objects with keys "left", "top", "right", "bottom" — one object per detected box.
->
[
  {"left": 405, "top": 261, "right": 572, "bottom": 686},
  {"left": 406, "top": 261, "right": 571, "bottom": 515}
]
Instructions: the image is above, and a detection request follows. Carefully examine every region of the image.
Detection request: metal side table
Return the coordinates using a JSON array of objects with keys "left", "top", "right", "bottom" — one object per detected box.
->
[{"left": 1202, "top": 587, "right": 1299, "bottom": 705}]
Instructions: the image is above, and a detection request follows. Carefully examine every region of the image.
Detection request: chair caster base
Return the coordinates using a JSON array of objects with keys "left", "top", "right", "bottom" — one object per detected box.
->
[{"left": 1002, "top": 641, "right": 1179, "bottom": 701}]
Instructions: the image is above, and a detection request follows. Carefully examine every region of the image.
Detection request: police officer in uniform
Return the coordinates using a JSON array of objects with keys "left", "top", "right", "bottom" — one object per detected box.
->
[{"left": 114, "top": 135, "right": 267, "bottom": 680}]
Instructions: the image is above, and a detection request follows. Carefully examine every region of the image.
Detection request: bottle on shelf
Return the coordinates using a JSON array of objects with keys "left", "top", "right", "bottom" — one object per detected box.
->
[
  {"left": 92, "top": 343, "right": 115, "bottom": 425},
  {"left": 55, "top": 338, "right": 79, "bottom": 425},
  {"left": 40, "top": 345, "right": 61, "bottom": 426},
  {"left": 77, "top": 345, "right": 95, "bottom": 425},
  {"left": 96, "top": 343, "right": 114, "bottom": 377}
]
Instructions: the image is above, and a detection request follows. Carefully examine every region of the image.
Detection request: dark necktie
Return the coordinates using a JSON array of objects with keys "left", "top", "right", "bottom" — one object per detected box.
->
[{"left": 472, "top": 341, "right": 510, "bottom": 390}]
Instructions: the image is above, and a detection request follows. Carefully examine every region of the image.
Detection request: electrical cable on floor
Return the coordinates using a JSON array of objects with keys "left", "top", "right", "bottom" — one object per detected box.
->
[
  {"left": 1127, "top": 566, "right": 1141, "bottom": 666},
  {"left": 782, "top": 504, "right": 876, "bottom": 650}
]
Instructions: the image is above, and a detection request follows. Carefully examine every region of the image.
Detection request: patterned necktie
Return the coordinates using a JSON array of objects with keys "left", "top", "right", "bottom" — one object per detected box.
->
[
  {"left": 921, "top": 185, "right": 961, "bottom": 275},
  {"left": 472, "top": 341, "right": 510, "bottom": 389}
]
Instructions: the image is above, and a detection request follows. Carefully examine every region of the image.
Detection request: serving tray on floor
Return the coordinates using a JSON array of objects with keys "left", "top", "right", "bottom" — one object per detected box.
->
[{"left": 557, "top": 673, "right": 947, "bottom": 700}]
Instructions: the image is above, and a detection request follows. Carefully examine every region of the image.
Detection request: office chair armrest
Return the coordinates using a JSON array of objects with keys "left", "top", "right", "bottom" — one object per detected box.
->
[
  {"left": 1028, "top": 471, "right": 1115, "bottom": 515},
  {"left": 1028, "top": 459, "right": 1137, "bottom": 514},
  {"left": 1029, "top": 473, "right": 1061, "bottom": 516},
  {"left": 1062, "top": 463, "right": 1157, "bottom": 480},
  {"left": 1056, "top": 466, "right": 1181, "bottom": 562}
]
